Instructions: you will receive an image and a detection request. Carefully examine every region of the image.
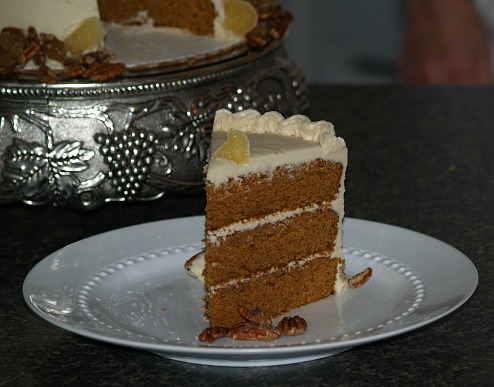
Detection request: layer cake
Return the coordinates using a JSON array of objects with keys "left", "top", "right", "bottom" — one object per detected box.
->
[{"left": 203, "top": 109, "right": 348, "bottom": 328}]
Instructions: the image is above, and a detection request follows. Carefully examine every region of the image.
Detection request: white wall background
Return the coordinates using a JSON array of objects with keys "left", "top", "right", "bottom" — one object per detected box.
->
[{"left": 280, "top": 0, "right": 404, "bottom": 84}]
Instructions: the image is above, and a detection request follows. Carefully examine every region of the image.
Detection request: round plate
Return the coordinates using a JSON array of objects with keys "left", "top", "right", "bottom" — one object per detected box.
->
[
  {"left": 23, "top": 217, "right": 478, "bottom": 367},
  {"left": 105, "top": 24, "right": 248, "bottom": 74}
]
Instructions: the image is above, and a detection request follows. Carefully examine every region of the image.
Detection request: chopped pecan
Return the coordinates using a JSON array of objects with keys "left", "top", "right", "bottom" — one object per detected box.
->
[
  {"left": 229, "top": 322, "right": 281, "bottom": 342},
  {"left": 345, "top": 267, "right": 373, "bottom": 289},
  {"left": 79, "top": 51, "right": 113, "bottom": 66},
  {"left": 40, "top": 33, "right": 67, "bottom": 63},
  {"left": 0, "top": 31, "right": 25, "bottom": 61},
  {"left": 62, "top": 64, "right": 86, "bottom": 79},
  {"left": 248, "top": 0, "right": 277, "bottom": 19},
  {"left": 38, "top": 65, "right": 57, "bottom": 84},
  {"left": 238, "top": 306, "right": 272, "bottom": 325},
  {"left": 25, "top": 26, "right": 44, "bottom": 66},
  {"left": 277, "top": 316, "right": 307, "bottom": 336},
  {"left": 0, "top": 62, "right": 16, "bottom": 77},
  {"left": 1, "top": 27, "right": 25, "bottom": 36},
  {"left": 246, "top": 24, "right": 269, "bottom": 47},
  {"left": 269, "top": 10, "right": 293, "bottom": 40},
  {"left": 198, "top": 326, "right": 230, "bottom": 343},
  {"left": 83, "top": 62, "right": 126, "bottom": 82}
]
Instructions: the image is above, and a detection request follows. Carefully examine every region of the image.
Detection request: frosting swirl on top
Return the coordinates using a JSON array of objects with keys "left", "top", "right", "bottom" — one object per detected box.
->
[
  {"left": 213, "top": 109, "right": 335, "bottom": 142},
  {"left": 208, "top": 109, "right": 347, "bottom": 186}
]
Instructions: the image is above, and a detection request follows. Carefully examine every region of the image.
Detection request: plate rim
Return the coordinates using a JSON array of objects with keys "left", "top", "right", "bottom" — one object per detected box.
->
[{"left": 22, "top": 216, "right": 479, "bottom": 362}]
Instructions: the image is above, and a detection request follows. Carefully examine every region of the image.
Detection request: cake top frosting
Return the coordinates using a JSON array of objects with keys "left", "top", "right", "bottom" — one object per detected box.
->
[{"left": 207, "top": 109, "right": 348, "bottom": 185}]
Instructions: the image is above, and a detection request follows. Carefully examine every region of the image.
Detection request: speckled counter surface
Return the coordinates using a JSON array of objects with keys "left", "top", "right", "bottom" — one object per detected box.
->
[{"left": 1, "top": 85, "right": 493, "bottom": 386}]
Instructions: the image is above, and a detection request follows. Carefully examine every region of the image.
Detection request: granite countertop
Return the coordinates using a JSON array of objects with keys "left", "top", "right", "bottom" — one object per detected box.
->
[{"left": 1, "top": 85, "right": 493, "bottom": 385}]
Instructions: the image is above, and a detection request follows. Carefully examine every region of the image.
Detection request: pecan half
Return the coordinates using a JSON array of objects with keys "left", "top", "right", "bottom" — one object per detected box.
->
[
  {"left": 197, "top": 307, "right": 308, "bottom": 343},
  {"left": 25, "top": 26, "right": 44, "bottom": 66},
  {"left": 38, "top": 65, "right": 57, "bottom": 84},
  {"left": 1, "top": 27, "right": 24, "bottom": 36},
  {"left": 198, "top": 326, "right": 230, "bottom": 343},
  {"left": 246, "top": 24, "right": 269, "bottom": 47},
  {"left": 62, "top": 64, "right": 86, "bottom": 79},
  {"left": 83, "top": 62, "right": 126, "bottom": 82},
  {"left": 238, "top": 306, "right": 272, "bottom": 325},
  {"left": 277, "top": 316, "right": 307, "bottom": 336},
  {"left": 229, "top": 322, "right": 281, "bottom": 342},
  {"left": 40, "top": 33, "right": 66, "bottom": 63},
  {"left": 0, "top": 31, "right": 25, "bottom": 62}
]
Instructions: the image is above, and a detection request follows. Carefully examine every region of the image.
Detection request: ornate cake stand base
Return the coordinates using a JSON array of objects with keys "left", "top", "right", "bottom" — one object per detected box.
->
[{"left": 0, "top": 43, "right": 308, "bottom": 209}]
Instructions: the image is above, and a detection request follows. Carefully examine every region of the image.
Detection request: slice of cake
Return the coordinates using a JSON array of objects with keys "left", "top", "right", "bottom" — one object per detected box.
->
[{"left": 202, "top": 109, "right": 349, "bottom": 328}]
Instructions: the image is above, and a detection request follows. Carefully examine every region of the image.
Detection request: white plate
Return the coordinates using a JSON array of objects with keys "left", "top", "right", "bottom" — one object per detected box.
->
[
  {"left": 105, "top": 24, "right": 246, "bottom": 72},
  {"left": 23, "top": 217, "right": 478, "bottom": 367}
]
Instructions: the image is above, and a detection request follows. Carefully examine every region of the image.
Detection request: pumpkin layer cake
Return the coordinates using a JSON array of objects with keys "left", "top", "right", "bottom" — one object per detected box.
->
[{"left": 203, "top": 109, "right": 348, "bottom": 328}]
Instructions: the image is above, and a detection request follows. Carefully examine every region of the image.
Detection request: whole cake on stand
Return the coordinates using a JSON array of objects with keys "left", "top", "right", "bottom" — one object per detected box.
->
[{"left": 0, "top": 1, "right": 306, "bottom": 209}]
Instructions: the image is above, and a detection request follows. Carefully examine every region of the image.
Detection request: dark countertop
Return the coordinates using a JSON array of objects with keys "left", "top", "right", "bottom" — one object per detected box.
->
[{"left": 1, "top": 85, "right": 493, "bottom": 385}]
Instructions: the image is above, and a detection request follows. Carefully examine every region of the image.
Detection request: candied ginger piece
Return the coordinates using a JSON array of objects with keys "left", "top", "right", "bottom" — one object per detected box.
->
[
  {"left": 64, "top": 16, "right": 106, "bottom": 55},
  {"left": 224, "top": 0, "right": 258, "bottom": 36},
  {"left": 213, "top": 130, "right": 250, "bottom": 164}
]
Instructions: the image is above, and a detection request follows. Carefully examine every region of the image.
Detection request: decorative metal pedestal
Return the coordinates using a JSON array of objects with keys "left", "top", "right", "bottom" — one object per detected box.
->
[{"left": 0, "top": 41, "right": 308, "bottom": 209}]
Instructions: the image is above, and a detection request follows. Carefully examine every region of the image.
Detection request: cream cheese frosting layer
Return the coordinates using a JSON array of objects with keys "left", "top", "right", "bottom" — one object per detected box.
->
[{"left": 207, "top": 109, "right": 348, "bottom": 186}]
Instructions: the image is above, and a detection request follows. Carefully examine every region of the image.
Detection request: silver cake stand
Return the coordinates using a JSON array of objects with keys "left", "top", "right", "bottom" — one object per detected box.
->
[{"left": 0, "top": 39, "right": 308, "bottom": 209}]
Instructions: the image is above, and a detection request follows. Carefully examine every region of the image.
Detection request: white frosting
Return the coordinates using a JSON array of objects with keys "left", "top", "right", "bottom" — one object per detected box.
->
[
  {"left": 186, "top": 252, "right": 206, "bottom": 282},
  {"left": 0, "top": 0, "right": 101, "bottom": 40}
]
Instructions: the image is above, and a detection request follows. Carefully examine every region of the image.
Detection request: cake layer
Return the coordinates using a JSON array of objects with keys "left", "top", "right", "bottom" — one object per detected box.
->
[
  {"left": 205, "top": 159, "right": 343, "bottom": 231},
  {"left": 98, "top": 0, "right": 217, "bottom": 36},
  {"left": 206, "top": 257, "right": 344, "bottom": 328},
  {"left": 205, "top": 207, "right": 339, "bottom": 287}
]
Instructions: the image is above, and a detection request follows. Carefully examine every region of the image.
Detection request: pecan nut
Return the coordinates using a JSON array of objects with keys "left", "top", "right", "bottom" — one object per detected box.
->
[
  {"left": 38, "top": 65, "right": 57, "bottom": 84},
  {"left": 83, "top": 62, "right": 126, "bottom": 82},
  {"left": 238, "top": 306, "right": 272, "bottom": 325},
  {"left": 40, "top": 33, "right": 67, "bottom": 63},
  {"left": 229, "top": 322, "right": 281, "bottom": 342},
  {"left": 62, "top": 64, "right": 86, "bottom": 79},
  {"left": 277, "top": 316, "right": 307, "bottom": 336},
  {"left": 197, "top": 307, "right": 308, "bottom": 343},
  {"left": 198, "top": 326, "right": 230, "bottom": 343},
  {"left": 25, "top": 26, "right": 44, "bottom": 66}
]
